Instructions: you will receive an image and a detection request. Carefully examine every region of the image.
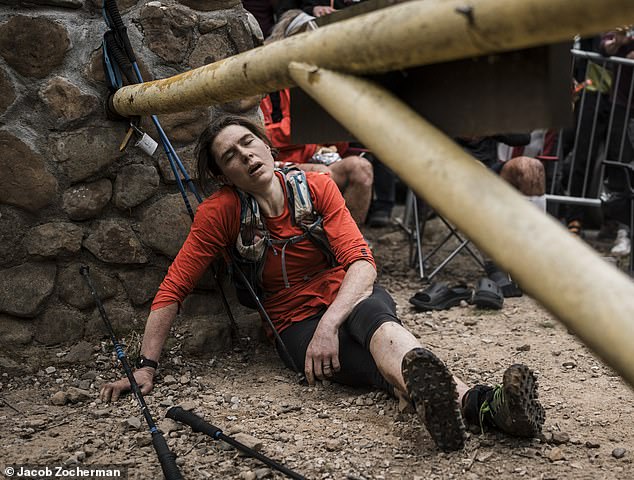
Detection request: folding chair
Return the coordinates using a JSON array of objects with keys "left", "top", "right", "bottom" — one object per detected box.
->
[{"left": 397, "top": 189, "right": 485, "bottom": 281}]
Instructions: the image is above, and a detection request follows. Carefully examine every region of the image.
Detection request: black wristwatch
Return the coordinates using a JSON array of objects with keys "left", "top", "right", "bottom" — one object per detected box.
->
[{"left": 137, "top": 355, "right": 158, "bottom": 370}]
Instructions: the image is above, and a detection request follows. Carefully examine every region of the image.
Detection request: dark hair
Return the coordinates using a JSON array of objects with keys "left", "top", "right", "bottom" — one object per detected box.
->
[{"left": 195, "top": 114, "right": 277, "bottom": 195}]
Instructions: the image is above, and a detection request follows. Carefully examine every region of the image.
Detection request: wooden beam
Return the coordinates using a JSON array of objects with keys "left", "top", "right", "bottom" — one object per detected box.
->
[{"left": 111, "top": 0, "right": 634, "bottom": 116}]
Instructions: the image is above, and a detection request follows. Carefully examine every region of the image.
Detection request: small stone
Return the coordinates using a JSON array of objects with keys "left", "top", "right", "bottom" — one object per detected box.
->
[
  {"left": 66, "top": 387, "right": 91, "bottom": 403},
  {"left": 122, "top": 416, "right": 142, "bottom": 430},
  {"left": 159, "top": 418, "right": 180, "bottom": 434},
  {"left": 45, "top": 366, "right": 57, "bottom": 374},
  {"left": 239, "top": 472, "right": 257, "bottom": 480},
  {"left": 326, "top": 438, "right": 343, "bottom": 451},
  {"left": 66, "top": 451, "right": 86, "bottom": 464},
  {"left": 135, "top": 433, "right": 152, "bottom": 447},
  {"left": 163, "top": 375, "right": 177, "bottom": 385},
  {"left": 547, "top": 447, "right": 565, "bottom": 462},
  {"left": 476, "top": 451, "right": 494, "bottom": 462},
  {"left": 233, "top": 433, "right": 263, "bottom": 453},
  {"left": 179, "top": 400, "right": 196, "bottom": 411},
  {"left": 516, "top": 344, "right": 531, "bottom": 352},
  {"left": 552, "top": 432, "right": 570, "bottom": 445},
  {"left": 254, "top": 468, "right": 272, "bottom": 479},
  {"left": 585, "top": 441, "right": 601, "bottom": 449},
  {"left": 612, "top": 447, "right": 627, "bottom": 459},
  {"left": 562, "top": 361, "right": 577, "bottom": 369},
  {"left": 180, "top": 374, "right": 191, "bottom": 384},
  {"left": 463, "top": 319, "right": 478, "bottom": 326},
  {"left": 51, "top": 391, "right": 68, "bottom": 406}
]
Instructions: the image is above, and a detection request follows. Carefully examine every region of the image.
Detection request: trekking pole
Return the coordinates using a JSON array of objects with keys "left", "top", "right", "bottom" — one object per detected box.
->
[
  {"left": 166, "top": 407, "right": 306, "bottom": 480},
  {"left": 102, "top": 0, "right": 242, "bottom": 337},
  {"left": 79, "top": 266, "right": 184, "bottom": 480},
  {"left": 103, "top": 0, "right": 201, "bottom": 206},
  {"left": 230, "top": 258, "right": 306, "bottom": 382}
]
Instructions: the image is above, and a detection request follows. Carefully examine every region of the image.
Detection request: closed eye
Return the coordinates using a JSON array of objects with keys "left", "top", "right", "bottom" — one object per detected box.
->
[
  {"left": 221, "top": 149, "right": 235, "bottom": 164},
  {"left": 220, "top": 133, "right": 255, "bottom": 164}
]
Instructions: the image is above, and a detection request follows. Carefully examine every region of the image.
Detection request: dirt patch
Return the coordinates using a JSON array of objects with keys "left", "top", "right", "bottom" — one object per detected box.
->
[{"left": 1, "top": 218, "right": 633, "bottom": 480}]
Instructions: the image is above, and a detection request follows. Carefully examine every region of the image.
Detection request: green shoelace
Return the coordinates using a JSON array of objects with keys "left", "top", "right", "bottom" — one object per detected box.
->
[{"left": 478, "top": 385, "right": 504, "bottom": 433}]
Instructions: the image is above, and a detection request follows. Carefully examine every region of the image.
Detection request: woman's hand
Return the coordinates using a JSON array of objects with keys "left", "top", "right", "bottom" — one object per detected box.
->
[
  {"left": 304, "top": 324, "right": 341, "bottom": 385},
  {"left": 99, "top": 368, "right": 155, "bottom": 402}
]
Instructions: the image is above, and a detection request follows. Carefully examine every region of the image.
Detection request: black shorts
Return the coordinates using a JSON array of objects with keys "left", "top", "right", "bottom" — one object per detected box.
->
[{"left": 276, "top": 284, "right": 400, "bottom": 394}]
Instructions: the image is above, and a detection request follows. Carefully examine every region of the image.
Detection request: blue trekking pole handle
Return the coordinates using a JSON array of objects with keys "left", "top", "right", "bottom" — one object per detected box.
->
[{"left": 79, "top": 266, "right": 183, "bottom": 480}]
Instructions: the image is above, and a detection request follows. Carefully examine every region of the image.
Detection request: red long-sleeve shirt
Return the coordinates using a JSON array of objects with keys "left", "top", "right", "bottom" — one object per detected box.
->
[{"left": 152, "top": 171, "right": 374, "bottom": 332}]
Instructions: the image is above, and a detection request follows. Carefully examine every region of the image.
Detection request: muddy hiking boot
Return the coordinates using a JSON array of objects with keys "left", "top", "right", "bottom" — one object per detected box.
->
[
  {"left": 462, "top": 364, "right": 545, "bottom": 437},
  {"left": 402, "top": 347, "right": 467, "bottom": 451}
]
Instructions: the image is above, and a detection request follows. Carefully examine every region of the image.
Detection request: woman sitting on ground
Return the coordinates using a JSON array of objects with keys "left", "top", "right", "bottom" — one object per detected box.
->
[{"left": 100, "top": 114, "right": 545, "bottom": 451}]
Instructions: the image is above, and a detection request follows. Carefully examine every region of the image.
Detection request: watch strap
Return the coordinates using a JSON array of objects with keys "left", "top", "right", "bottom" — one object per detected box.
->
[{"left": 138, "top": 355, "right": 158, "bottom": 370}]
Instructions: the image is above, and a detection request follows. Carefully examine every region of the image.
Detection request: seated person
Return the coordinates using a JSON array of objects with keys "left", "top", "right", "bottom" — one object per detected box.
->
[
  {"left": 261, "top": 88, "right": 373, "bottom": 225},
  {"left": 470, "top": 135, "right": 547, "bottom": 296},
  {"left": 100, "top": 115, "right": 546, "bottom": 452},
  {"left": 411, "top": 135, "right": 546, "bottom": 311}
]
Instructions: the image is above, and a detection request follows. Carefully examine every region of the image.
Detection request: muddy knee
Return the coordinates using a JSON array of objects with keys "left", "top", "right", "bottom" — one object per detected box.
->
[{"left": 501, "top": 156, "right": 545, "bottom": 196}]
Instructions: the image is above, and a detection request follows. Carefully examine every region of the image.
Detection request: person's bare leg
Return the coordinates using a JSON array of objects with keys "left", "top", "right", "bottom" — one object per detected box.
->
[
  {"left": 368, "top": 321, "right": 469, "bottom": 401},
  {"left": 370, "top": 321, "right": 469, "bottom": 450},
  {"left": 328, "top": 155, "right": 373, "bottom": 225}
]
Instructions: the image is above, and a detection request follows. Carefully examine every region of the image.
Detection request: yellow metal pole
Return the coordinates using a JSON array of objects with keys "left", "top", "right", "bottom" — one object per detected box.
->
[
  {"left": 112, "top": 0, "right": 634, "bottom": 116},
  {"left": 288, "top": 61, "right": 634, "bottom": 389}
]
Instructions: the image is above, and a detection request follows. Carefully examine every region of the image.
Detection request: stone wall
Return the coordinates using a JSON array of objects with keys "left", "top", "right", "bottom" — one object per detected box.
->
[{"left": 0, "top": 0, "right": 264, "bottom": 358}]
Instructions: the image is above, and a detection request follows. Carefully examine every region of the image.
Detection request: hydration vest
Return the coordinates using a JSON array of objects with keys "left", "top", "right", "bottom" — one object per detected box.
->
[{"left": 232, "top": 168, "right": 337, "bottom": 308}]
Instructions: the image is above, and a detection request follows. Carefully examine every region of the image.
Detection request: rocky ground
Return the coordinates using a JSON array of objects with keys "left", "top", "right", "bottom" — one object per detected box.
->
[{"left": 1, "top": 216, "right": 633, "bottom": 480}]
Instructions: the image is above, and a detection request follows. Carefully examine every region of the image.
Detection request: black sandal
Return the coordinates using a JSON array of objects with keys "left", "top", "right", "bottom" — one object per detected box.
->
[
  {"left": 409, "top": 282, "right": 472, "bottom": 311},
  {"left": 472, "top": 277, "right": 504, "bottom": 310},
  {"left": 484, "top": 261, "right": 523, "bottom": 298}
]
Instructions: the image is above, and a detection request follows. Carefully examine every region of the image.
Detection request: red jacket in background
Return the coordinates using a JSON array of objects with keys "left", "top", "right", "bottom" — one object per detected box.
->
[{"left": 261, "top": 89, "right": 349, "bottom": 164}]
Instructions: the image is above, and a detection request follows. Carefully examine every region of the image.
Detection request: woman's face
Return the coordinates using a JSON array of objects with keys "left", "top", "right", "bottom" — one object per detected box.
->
[{"left": 210, "top": 124, "right": 275, "bottom": 191}]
